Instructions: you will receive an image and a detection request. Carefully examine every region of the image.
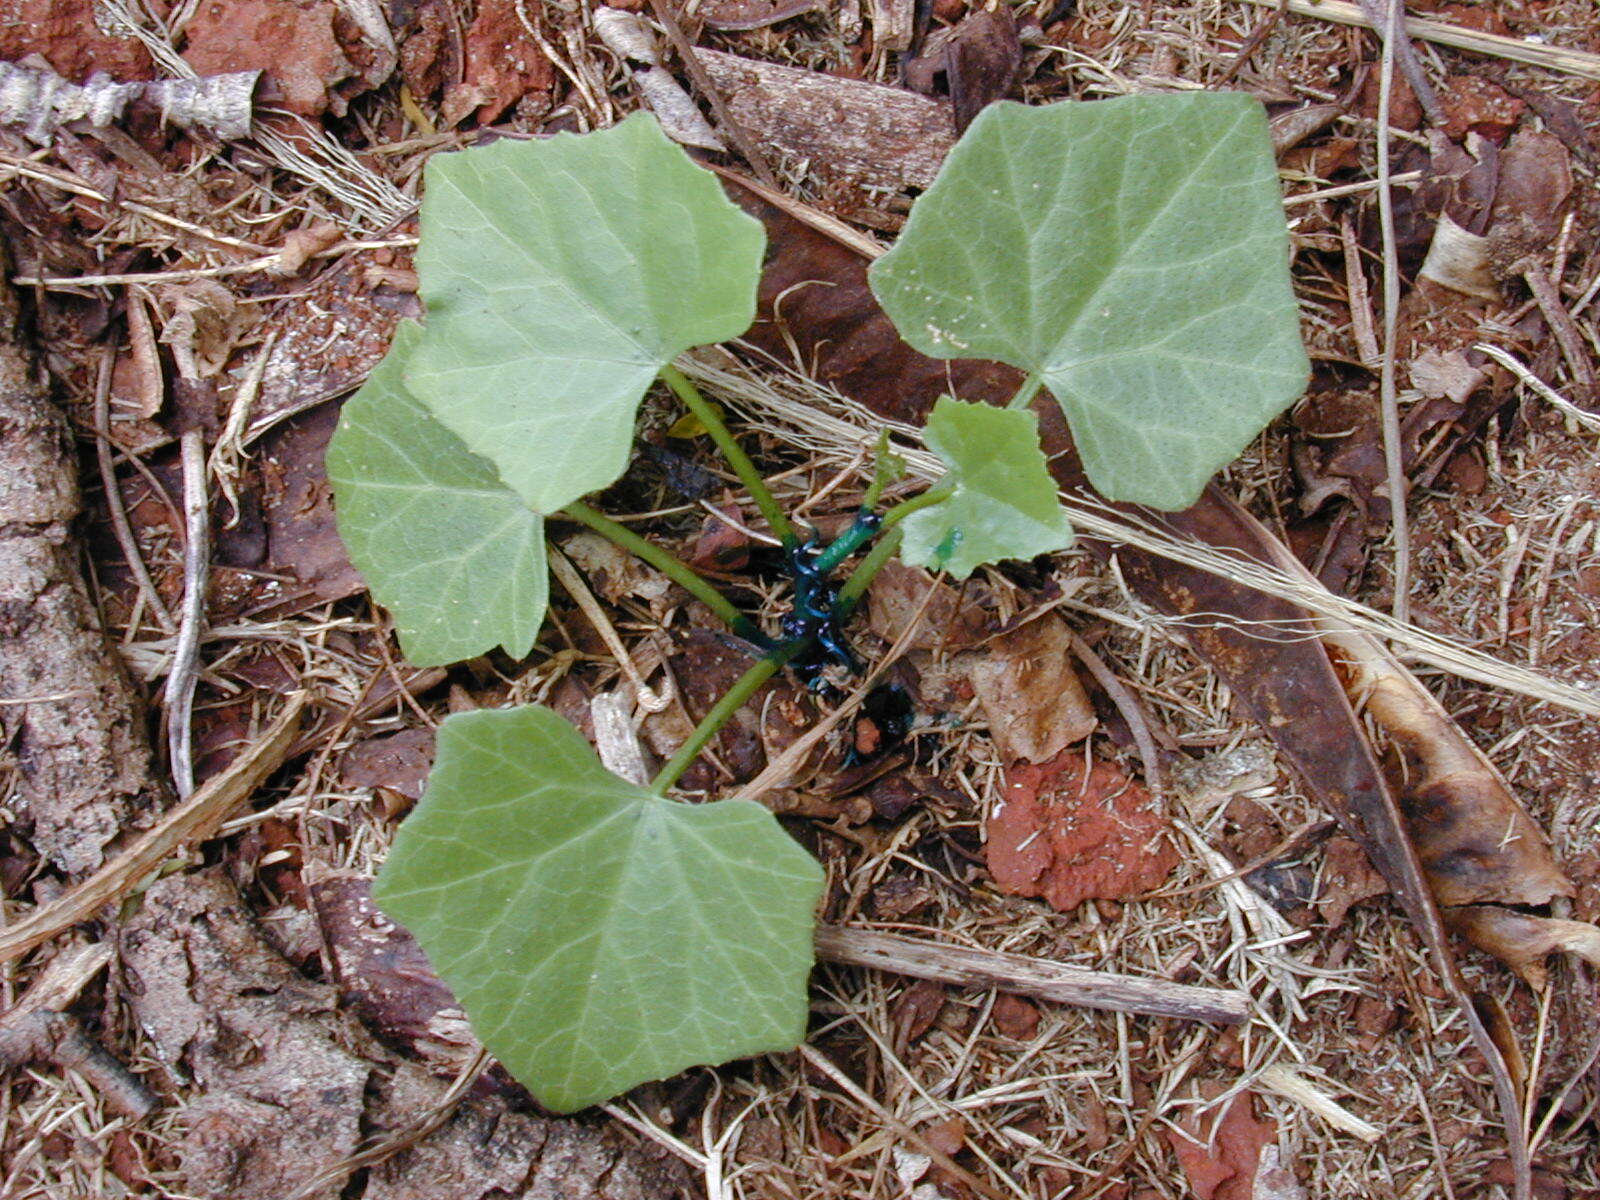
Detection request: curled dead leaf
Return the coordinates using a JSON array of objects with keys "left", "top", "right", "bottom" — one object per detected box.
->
[
  {"left": 1447, "top": 905, "right": 1600, "bottom": 989},
  {"left": 963, "top": 614, "right": 1095, "bottom": 763}
]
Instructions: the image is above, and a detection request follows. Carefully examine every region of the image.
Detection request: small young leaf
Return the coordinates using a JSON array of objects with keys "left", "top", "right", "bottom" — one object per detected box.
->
[
  {"left": 326, "top": 323, "right": 548, "bottom": 665},
  {"left": 869, "top": 93, "right": 1309, "bottom": 511},
  {"left": 900, "top": 397, "right": 1072, "bottom": 579},
  {"left": 372, "top": 705, "right": 824, "bottom": 1112},
  {"left": 405, "top": 112, "right": 766, "bottom": 512}
]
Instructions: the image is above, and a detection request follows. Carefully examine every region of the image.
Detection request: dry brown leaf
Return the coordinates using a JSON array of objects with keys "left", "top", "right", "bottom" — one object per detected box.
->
[
  {"left": 268, "top": 220, "right": 343, "bottom": 277},
  {"left": 1409, "top": 346, "right": 1486, "bottom": 403},
  {"left": 866, "top": 560, "right": 994, "bottom": 652},
  {"left": 307, "top": 869, "right": 477, "bottom": 1070},
  {"left": 446, "top": 0, "right": 554, "bottom": 125},
  {"left": 687, "top": 502, "right": 753, "bottom": 571},
  {"left": 183, "top": 0, "right": 361, "bottom": 118},
  {"left": 639, "top": 628, "right": 813, "bottom": 788},
  {"left": 1317, "top": 836, "right": 1389, "bottom": 927},
  {"left": 990, "top": 994, "right": 1039, "bottom": 1040},
  {"left": 338, "top": 728, "right": 435, "bottom": 803},
  {"left": 156, "top": 279, "right": 257, "bottom": 380},
  {"left": 963, "top": 614, "right": 1095, "bottom": 763},
  {"left": 1485, "top": 129, "right": 1574, "bottom": 278},
  {"left": 988, "top": 755, "right": 1178, "bottom": 911},
  {"left": 1447, "top": 905, "right": 1600, "bottom": 989},
  {"left": 561, "top": 530, "right": 673, "bottom": 607},
  {"left": 943, "top": 7, "right": 1022, "bottom": 134},
  {"left": 1166, "top": 1093, "right": 1282, "bottom": 1200},
  {"left": 246, "top": 264, "right": 420, "bottom": 443},
  {"left": 259, "top": 404, "right": 365, "bottom": 605}
]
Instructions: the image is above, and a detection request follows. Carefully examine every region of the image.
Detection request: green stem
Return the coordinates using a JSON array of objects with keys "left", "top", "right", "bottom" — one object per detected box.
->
[
  {"left": 812, "top": 512, "right": 878, "bottom": 575},
  {"left": 1006, "top": 372, "right": 1043, "bottom": 411},
  {"left": 834, "top": 482, "right": 953, "bottom": 613},
  {"left": 651, "top": 638, "right": 811, "bottom": 795},
  {"left": 561, "top": 500, "right": 756, "bottom": 638},
  {"left": 879, "top": 482, "right": 954, "bottom": 534},
  {"left": 660, "top": 363, "right": 797, "bottom": 547},
  {"left": 836, "top": 528, "right": 902, "bottom": 614}
]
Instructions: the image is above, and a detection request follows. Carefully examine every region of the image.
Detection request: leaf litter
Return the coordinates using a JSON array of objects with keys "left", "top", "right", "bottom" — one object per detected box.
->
[{"left": 3, "top": 1, "right": 1600, "bottom": 1198}]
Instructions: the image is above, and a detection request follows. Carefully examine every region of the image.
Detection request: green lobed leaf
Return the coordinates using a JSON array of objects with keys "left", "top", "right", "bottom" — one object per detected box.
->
[
  {"left": 899, "top": 397, "right": 1072, "bottom": 579},
  {"left": 869, "top": 93, "right": 1310, "bottom": 511},
  {"left": 372, "top": 705, "right": 824, "bottom": 1112},
  {"left": 404, "top": 112, "right": 767, "bottom": 512},
  {"left": 326, "top": 323, "right": 548, "bottom": 666}
]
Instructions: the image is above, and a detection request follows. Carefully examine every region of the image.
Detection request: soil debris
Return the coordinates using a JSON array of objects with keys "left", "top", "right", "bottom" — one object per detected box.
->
[{"left": 988, "top": 755, "right": 1178, "bottom": 911}]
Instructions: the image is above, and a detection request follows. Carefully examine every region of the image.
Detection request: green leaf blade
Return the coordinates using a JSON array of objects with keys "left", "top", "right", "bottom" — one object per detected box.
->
[
  {"left": 405, "top": 113, "right": 767, "bottom": 512},
  {"left": 900, "top": 397, "right": 1073, "bottom": 579},
  {"left": 869, "top": 93, "right": 1309, "bottom": 511},
  {"left": 371, "top": 705, "right": 824, "bottom": 1112},
  {"left": 326, "top": 323, "right": 548, "bottom": 665}
]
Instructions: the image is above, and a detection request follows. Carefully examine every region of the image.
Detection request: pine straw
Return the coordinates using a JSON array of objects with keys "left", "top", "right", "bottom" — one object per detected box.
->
[{"left": 3, "top": 0, "right": 1599, "bottom": 1197}]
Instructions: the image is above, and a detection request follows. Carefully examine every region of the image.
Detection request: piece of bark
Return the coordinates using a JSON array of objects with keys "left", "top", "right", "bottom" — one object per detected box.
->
[
  {"left": 0, "top": 61, "right": 260, "bottom": 142},
  {"left": 0, "top": 237, "right": 166, "bottom": 874},
  {"left": 120, "top": 870, "right": 376, "bottom": 1200},
  {"left": 695, "top": 49, "right": 956, "bottom": 191},
  {"left": 0, "top": 697, "right": 304, "bottom": 966},
  {"left": 366, "top": 1061, "right": 692, "bottom": 1200},
  {"left": 122, "top": 869, "right": 691, "bottom": 1200}
]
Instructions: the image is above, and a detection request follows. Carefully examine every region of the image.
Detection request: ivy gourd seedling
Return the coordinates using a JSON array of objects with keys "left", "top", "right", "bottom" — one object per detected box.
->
[{"left": 327, "top": 93, "right": 1306, "bottom": 1112}]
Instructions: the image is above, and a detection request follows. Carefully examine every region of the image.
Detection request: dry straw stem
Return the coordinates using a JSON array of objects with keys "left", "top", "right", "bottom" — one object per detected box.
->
[
  {"left": 1476, "top": 342, "right": 1600, "bottom": 436},
  {"left": 1371, "top": 0, "right": 1411, "bottom": 624},
  {"left": 1234, "top": 0, "right": 1600, "bottom": 80},
  {"left": 682, "top": 354, "right": 1600, "bottom": 718},
  {"left": 0, "top": 695, "right": 306, "bottom": 966}
]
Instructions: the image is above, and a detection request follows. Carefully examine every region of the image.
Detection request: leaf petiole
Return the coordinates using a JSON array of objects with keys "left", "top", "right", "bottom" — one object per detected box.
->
[
  {"left": 660, "top": 364, "right": 798, "bottom": 547},
  {"left": 651, "top": 636, "right": 811, "bottom": 795},
  {"left": 861, "top": 430, "right": 905, "bottom": 513},
  {"left": 560, "top": 500, "right": 762, "bottom": 641},
  {"left": 1005, "top": 372, "right": 1043, "bottom": 411}
]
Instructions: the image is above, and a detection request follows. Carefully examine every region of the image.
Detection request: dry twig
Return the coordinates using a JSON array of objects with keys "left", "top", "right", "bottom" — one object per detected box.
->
[
  {"left": 163, "top": 429, "right": 210, "bottom": 798},
  {"left": 814, "top": 927, "right": 1247, "bottom": 1024},
  {"left": 0, "top": 696, "right": 305, "bottom": 966}
]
